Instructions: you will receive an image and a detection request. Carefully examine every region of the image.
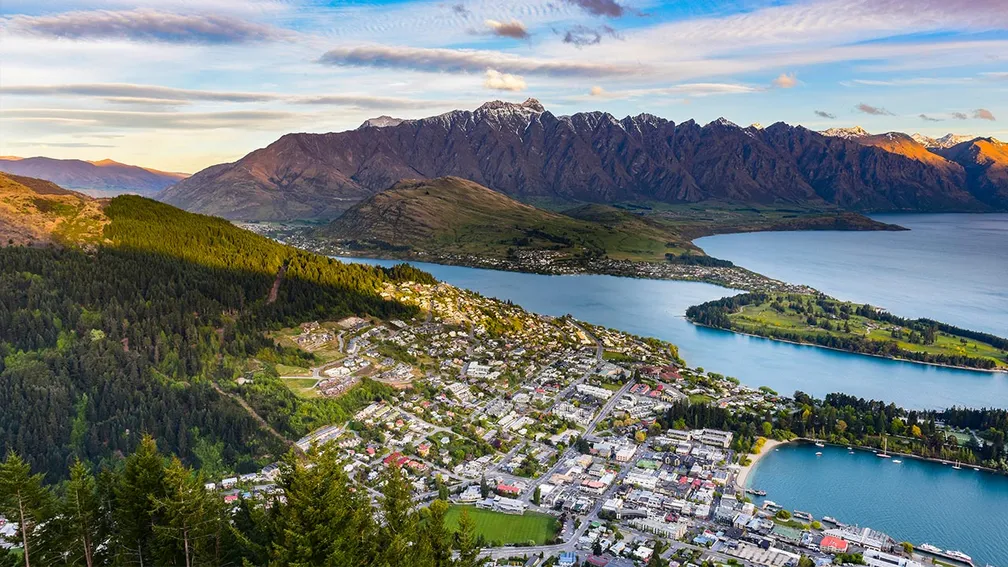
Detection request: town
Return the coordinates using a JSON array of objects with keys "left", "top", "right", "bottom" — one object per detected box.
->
[{"left": 181, "top": 278, "right": 965, "bottom": 567}]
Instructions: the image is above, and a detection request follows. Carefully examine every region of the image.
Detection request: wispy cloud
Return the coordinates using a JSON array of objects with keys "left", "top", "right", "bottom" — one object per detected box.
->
[
  {"left": 483, "top": 69, "right": 526, "bottom": 91},
  {"left": 815, "top": 110, "right": 836, "bottom": 119},
  {"left": 559, "top": 24, "right": 620, "bottom": 47},
  {"left": 772, "top": 73, "right": 798, "bottom": 88},
  {"left": 484, "top": 19, "right": 529, "bottom": 39},
  {"left": 563, "top": 0, "right": 627, "bottom": 18},
  {"left": 856, "top": 103, "right": 894, "bottom": 116},
  {"left": 974, "top": 108, "right": 996, "bottom": 121},
  {"left": 4, "top": 9, "right": 290, "bottom": 44},
  {"left": 919, "top": 114, "right": 942, "bottom": 122},
  {"left": 451, "top": 4, "right": 469, "bottom": 16},
  {"left": 952, "top": 112, "right": 968, "bottom": 120},
  {"left": 1, "top": 108, "right": 299, "bottom": 130},
  {"left": 318, "top": 45, "right": 644, "bottom": 77},
  {"left": 1, "top": 83, "right": 456, "bottom": 110},
  {"left": 590, "top": 86, "right": 605, "bottom": 96}
]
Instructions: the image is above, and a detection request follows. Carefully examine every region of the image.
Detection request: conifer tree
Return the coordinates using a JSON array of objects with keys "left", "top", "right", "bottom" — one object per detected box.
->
[{"left": 0, "top": 452, "right": 55, "bottom": 567}]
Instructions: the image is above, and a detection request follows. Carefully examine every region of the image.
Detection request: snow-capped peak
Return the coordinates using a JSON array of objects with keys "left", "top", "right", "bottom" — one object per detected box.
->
[
  {"left": 476, "top": 98, "right": 545, "bottom": 115},
  {"left": 359, "top": 115, "right": 405, "bottom": 129},
  {"left": 911, "top": 133, "right": 938, "bottom": 147},
  {"left": 821, "top": 126, "right": 870, "bottom": 139},
  {"left": 749, "top": 122, "right": 764, "bottom": 130},
  {"left": 708, "top": 117, "right": 739, "bottom": 128},
  {"left": 909, "top": 132, "right": 976, "bottom": 149}
]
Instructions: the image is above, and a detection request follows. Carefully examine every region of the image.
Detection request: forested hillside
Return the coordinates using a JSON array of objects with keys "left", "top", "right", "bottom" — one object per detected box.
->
[{"left": 0, "top": 195, "right": 434, "bottom": 480}]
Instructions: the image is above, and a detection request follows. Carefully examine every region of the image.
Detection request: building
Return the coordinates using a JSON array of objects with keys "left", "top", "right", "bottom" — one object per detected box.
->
[
  {"left": 495, "top": 496, "right": 527, "bottom": 515},
  {"left": 824, "top": 526, "right": 895, "bottom": 552},
  {"left": 696, "top": 429, "right": 733, "bottom": 449},
  {"left": 576, "top": 383, "right": 613, "bottom": 400},
  {"left": 820, "top": 535, "right": 849, "bottom": 554},
  {"left": 615, "top": 445, "right": 637, "bottom": 462},
  {"left": 863, "top": 550, "right": 925, "bottom": 567}
]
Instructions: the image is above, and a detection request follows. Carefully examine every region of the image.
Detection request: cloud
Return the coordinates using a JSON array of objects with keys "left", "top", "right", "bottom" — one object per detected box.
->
[
  {"left": 772, "top": 73, "right": 798, "bottom": 88},
  {"left": 0, "top": 108, "right": 299, "bottom": 130},
  {"left": 951, "top": 112, "right": 968, "bottom": 120},
  {"left": 318, "top": 45, "right": 643, "bottom": 77},
  {"left": 560, "top": 24, "right": 620, "bottom": 47},
  {"left": 856, "top": 103, "right": 894, "bottom": 116},
  {"left": 1, "top": 83, "right": 276, "bottom": 103},
  {"left": 8, "top": 141, "right": 116, "bottom": 148},
  {"left": 0, "top": 83, "right": 456, "bottom": 110},
  {"left": 483, "top": 69, "right": 527, "bottom": 91},
  {"left": 919, "top": 114, "right": 943, "bottom": 122},
  {"left": 563, "top": 0, "right": 626, "bottom": 18},
  {"left": 973, "top": 108, "right": 996, "bottom": 121},
  {"left": 484, "top": 19, "right": 529, "bottom": 39},
  {"left": 590, "top": 86, "right": 605, "bottom": 96},
  {"left": 814, "top": 110, "right": 836, "bottom": 119},
  {"left": 4, "top": 9, "right": 289, "bottom": 44},
  {"left": 451, "top": 4, "right": 469, "bottom": 15}
]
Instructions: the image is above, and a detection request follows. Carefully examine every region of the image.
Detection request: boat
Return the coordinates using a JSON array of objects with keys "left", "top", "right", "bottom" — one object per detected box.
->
[
  {"left": 892, "top": 459, "right": 902, "bottom": 464},
  {"left": 847, "top": 446, "right": 853, "bottom": 450},
  {"left": 877, "top": 436, "right": 891, "bottom": 458},
  {"left": 814, "top": 441, "right": 825, "bottom": 448},
  {"left": 919, "top": 544, "right": 942, "bottom": 554},
  {"left": 918, "top": 544, "right": 975, "bottom": 566},
  {"left": 973, "top": 467, "right": 980, "bottom": 471},
  {"left": 953, "top": 460, "right": 962, "bottom": 470},
  {"left": 815, "top": 451, "right": 822, "bottom": 456},
  {"left": 745, "top": 488, "right": 767, "bottom": 497},
  {"left": 822, "top": 516, "right": 840, "bottom": 525},
  {"left": 793, "top": 510, "right": 814, "bottom": 521}
]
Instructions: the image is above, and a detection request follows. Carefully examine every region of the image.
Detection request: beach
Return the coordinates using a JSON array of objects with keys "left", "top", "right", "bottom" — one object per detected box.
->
[{"left": 735, "top": 438, "right": 786, "bottom": 490}]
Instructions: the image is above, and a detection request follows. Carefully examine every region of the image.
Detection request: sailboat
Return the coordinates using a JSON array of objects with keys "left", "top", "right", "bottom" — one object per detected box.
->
[
  {"left": 877, "top": 435, "right": 891, "bottom": 458},
  {"left": 952, "top": 460, "right": 962, "bottom": 470}
]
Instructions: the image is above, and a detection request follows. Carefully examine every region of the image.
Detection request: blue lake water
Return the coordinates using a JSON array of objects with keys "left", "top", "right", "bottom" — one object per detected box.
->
[
  {"left": 343, "top": 258, "right": 1008, "bottom": 410},
  {"left": 697, "top": 213, "right": 1008, "bottom": 336},
  {"left": 746, "top": 443, "right": 1008, "bottom": 566}
]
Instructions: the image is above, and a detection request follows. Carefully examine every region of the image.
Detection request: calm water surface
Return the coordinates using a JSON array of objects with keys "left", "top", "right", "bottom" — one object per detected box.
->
[
  {"left": 746, "top": 443, "right": 1008, "bottom": 566},
  {"left": 697, "top": 213, "right": 1008, "bottom": 336}
]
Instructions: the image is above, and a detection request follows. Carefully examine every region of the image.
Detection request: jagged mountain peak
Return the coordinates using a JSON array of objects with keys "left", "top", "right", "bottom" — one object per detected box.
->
[
  {"left": 707, "top": 117, "right": 740, "bottom": 129},
  {"left": 476, "top": 97, "right": 544, "bottom": 114},
  {"left": 359, "top": 115, "right": 405, "bottom": 129},
  {"left": 821, "top": 126, "right": 871, "bottom": 139}
]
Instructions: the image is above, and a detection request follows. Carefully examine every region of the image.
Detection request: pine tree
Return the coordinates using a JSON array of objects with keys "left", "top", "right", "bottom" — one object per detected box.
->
[
  {"left": 455, "top": 508, "right": 486, "bottom": 567},
  {"left": 423, "top": 499, "right": 452, "bottom": 567},
  {"left": 0, "top": 452, "right": 55, "bottom": 567},
  {"left": 62, "top": 460, "right": 103, "bottom": 567},
  {"left": 151, "top": 458, "right": 218, "bottom": 567},
  {"left": 112, "top": 435, "right": 167, "bottom": 567}
]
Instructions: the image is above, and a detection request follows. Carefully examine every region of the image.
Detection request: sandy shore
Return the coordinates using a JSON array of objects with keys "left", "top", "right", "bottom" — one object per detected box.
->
[{"left": 735, "top": 438, "right": 786, "bottom": 490}]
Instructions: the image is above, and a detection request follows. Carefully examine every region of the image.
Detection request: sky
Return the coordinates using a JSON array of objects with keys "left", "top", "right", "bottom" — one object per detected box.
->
[{"left": 1, "top": 0, "right": 1007, "bottom": 173}]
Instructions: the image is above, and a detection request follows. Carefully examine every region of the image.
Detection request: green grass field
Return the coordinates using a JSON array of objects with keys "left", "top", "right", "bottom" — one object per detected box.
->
[
  {"left": 730, "top": 295, "right": 1008, "bottom": 369},
  {"left": 281, "top": 377, "right": 319, "bottom": 398},
  {"left": 444, "top": 505, "right": 559, "bottom": 546}
]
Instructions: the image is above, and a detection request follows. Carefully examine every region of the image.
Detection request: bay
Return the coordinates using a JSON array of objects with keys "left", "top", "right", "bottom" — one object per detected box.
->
[
  {"left": 745, "top": 442, "right": 1008, "bottom": 566},
  {"left": 342, "top": 258, "right": 1008, "bottom": 409},
  {"left": 696, "top": 213, "right": 1008, "bottom": 336}
]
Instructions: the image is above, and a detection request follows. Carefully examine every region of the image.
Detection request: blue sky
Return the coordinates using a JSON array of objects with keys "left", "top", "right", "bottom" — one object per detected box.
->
[{"left": 1, "top": 0, "right": 1006, "bottom": 172}]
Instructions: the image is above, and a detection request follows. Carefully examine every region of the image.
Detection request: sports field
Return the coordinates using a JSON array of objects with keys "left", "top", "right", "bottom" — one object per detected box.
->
[{"left": 444, "top": 505, "right": 559, "bottom": 546}]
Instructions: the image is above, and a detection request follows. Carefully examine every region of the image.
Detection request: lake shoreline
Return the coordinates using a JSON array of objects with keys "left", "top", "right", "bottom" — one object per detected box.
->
[
  {"left": 746, "top": 438, "right": 1007, "bottom": 480},
  {"left": 687, "top": 321, "right": 1008, "bottom": 376},
  {"left": 735, "top": 438, "right": 784, "bottom": 490}
]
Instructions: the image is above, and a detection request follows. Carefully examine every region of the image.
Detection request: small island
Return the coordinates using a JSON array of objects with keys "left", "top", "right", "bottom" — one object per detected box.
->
[{"left": 686, "top": 292, "right": 1008, "bottom": 371}]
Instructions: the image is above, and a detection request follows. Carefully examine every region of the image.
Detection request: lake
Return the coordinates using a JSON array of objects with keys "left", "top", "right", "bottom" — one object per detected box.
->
[
  {"left": 342, "top": 258, "right": 1008, "bottom": 410},
  {"left": 697, "top": 213, "right": 1008, "bottom": 336},
  {"left": 746, "top": 442, "right": 1008, "bottom": 566}
]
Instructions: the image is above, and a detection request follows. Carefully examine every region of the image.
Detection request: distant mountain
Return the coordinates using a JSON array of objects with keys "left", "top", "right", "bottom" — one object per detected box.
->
[
  {"left": 910, "top": 133, "right": 976, "bottom": 149},
  {"left": 322, "top": 176, "right": 697, "bottom": 262},
  {"left": 936, "top": 138, "right": 1008, "bottom": 208},
  {"left": 0, "top": 172, "right": 107, "bottom": 245},
  {"left": 0, "top": 156, "right": 188, "bottom": 196},
  {"left": 160, "top": 100, "right": 1007, "bottom": 220},
  {"left": 820, "top": 126, "right": 871, "bottom": 140}
]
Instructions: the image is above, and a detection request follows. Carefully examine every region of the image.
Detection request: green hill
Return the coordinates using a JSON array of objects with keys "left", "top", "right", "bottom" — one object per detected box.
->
[
  {"left": 0, "top": 192, "right": 432, "bottom": 479},
  {"left": 322, "top": 176, "right": 699, "bottom": 262}
]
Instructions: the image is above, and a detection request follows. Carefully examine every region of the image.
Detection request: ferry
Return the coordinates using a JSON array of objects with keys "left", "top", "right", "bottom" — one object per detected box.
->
[
  {"left": 918, "top": 544, "right": 974, "bottom": 566},
  {"left": 822, "top": 516, "right": 840, "bottom": 525}
]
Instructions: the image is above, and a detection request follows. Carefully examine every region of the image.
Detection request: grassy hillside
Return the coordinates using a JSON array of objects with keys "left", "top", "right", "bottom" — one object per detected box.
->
[
  {"left": 322, "top": 176, "right": 700, "bottom": 262},
  {"left": 0, "top": 172, "right": 107, "bottom": 245}
]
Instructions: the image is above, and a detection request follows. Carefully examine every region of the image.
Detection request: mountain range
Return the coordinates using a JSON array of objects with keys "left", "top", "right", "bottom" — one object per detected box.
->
[
  {"left": 0, "top": 156, "right": 188, "bottom": 196},
  {"left": 153, "top": 98, "right": 1006, "bottom": 220}
]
